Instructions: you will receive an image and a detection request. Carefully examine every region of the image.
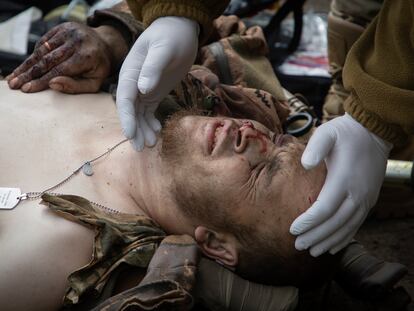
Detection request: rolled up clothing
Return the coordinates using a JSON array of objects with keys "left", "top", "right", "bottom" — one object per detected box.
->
[{"left": 195, "top": 258, "right": 298, "bottom": 311}]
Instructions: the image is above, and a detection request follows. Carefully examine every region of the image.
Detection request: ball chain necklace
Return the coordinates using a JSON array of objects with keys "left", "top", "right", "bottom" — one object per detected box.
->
[{"left": 0, "top": 138, "right": 129, "bottom": 213}]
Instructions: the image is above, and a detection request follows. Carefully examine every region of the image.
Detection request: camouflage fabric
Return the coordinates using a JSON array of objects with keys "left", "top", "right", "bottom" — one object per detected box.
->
[
  {"left": 40, "top": 194, "right": 166, "bottom": 306},
  {"left": 172, "top": 67, "right": 290, "bottom": 134},
  {"left": 167, "top": 14, "right": 291, "bottom": 133},
  {"left": 200, "top": 15, "right": 286, "bottom": 101},
  {"left": 93, "top": 235, "right": 200, "bottom": 311}
]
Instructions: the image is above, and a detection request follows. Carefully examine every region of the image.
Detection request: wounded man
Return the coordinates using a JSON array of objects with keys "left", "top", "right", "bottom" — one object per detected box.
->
[
  {"left": 0, "top": 66, "right": 336, "bottom": 309},
  {"left": 1, "top": 8, "right": 409, "bottom": 311},
  {"left": 0, "top": 72, "right": 408, "bottom": 309}
]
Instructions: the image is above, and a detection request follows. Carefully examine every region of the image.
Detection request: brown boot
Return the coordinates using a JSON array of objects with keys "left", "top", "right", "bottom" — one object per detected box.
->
[{"left": 323, "top": 12, "right": 364, "bottom": 122}]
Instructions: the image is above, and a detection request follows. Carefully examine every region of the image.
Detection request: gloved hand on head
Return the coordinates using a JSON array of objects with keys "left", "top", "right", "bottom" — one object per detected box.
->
[
  {"left": 116, "top": 16, "right": 199, "bottom": 150},
  {"left": 290, "top": 113, "right": 392, "bottom": 257}
]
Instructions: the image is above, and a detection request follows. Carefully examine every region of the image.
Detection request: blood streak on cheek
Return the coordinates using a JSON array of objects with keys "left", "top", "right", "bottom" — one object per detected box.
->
[
  {"left": 240, "top": 121, "right": 270, "bottom": 153},
  {"left": 246, "top": 133, "right": 268, "bottom": 153}
]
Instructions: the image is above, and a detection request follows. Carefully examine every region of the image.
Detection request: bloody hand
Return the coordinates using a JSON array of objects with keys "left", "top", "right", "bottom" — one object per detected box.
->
[{"left": 7, "top": 22, "right": 115, "bottom": 94}]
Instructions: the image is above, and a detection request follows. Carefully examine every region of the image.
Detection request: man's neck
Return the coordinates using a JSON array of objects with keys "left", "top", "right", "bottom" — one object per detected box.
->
[{"left": 119, "top": 141, "right": 195, "bottom": 235}]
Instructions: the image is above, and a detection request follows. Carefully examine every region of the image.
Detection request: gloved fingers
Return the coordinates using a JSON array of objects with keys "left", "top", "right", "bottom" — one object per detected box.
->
[
  {"left": 329, "top": 214, "right": 366, "bottom": 255},
  {"left": 49, "top": 76, "right": 102, "bottom": 94},
  {"left": 290, "top": 179, "right": 346, "bottom": 236},
  {"left": 142, "top": 117, "right": 158, "bottom": 147},
  {"left": 137, "top": 46, "right": 176, "bottom": 94},
  {"left": 329, "top": 227, "right": 359, "bottom": 255},
  {"left": 117, "top": 97, "right": 138, "bottom": 140},
  {"left": 146, "top": 111, "right": 162, "bottom": 133},
  {"left": 144, "top": 104, "right": 162, "bottom": 133},
  {"left": 301, "top": 122, "right": 337, "bottom": 170},
  {"left": 137, "top": 104, "right": 157, "bottom": 147},
  {"left": 116, "top": 67, "right": 141, "bottom": 139},
  {"left": 130, "top": 119, "right": 145, "bottom": 151},
  {"left": 308, "top": 206, "right": 365, "bottom": 257},
  {"left": 294, "top": 196, "right": 356, "bottom": 250}
]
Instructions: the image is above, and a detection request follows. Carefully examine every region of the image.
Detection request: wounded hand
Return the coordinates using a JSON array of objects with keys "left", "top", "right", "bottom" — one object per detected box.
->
[{"left": 7, "top": 22, "right": 112, "bottom": 94}]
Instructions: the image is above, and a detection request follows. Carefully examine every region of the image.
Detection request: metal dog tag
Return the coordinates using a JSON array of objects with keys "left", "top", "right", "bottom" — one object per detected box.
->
[
  {"left": 82, "top": 162, "right": 94, "bottom": 176},
  {"left": 0, "top": 187, "right": 21, "bottom": 210}
]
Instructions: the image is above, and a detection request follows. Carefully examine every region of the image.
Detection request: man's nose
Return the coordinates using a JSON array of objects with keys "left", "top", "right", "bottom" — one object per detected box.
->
[{"left": 234, "top": 126, "right": 258, "bottom": 153}]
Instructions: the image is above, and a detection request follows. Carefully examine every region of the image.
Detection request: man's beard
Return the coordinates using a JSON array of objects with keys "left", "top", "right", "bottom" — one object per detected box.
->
[
  {"left": 160, "top": 108, "right": 203, "bottom": 167},
  {"left": 160, "top": 109, "right": 216, "bottom": 225}
]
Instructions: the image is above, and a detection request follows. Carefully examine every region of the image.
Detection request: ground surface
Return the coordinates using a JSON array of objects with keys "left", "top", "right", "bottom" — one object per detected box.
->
[{"left": 329, "top": 216, "right": 414, "bottom": 310}]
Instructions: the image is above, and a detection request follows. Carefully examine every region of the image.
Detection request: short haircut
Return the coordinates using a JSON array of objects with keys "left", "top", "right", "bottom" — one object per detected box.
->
[
  {"left": 171, "top": 168, "right": 337, "bottom": 288},
  {"left": 161, "top": 112, "right": 337, "bottom": 288}
]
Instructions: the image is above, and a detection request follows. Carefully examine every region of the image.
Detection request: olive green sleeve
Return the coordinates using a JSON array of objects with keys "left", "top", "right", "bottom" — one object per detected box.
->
[
  {"left": 343, "top": 0, "right": 414, "bottom": 146},
  {"left": 126, "top": 0, "right": 229, "bottom": 43}
]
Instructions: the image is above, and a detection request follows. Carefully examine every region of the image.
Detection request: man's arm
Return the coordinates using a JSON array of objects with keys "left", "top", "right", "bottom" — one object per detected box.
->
[
  {"left": 343, "top": 0, "right": 414, "bottom": 146},
  {"left": 7, "top": 3, "right": 138, "bottom": 94},
  {"left": 126, "top": 0, "right": 229, "bottom": 44},
  {"left": 290, "top": 0, "right": 413, "bottom": 256}
]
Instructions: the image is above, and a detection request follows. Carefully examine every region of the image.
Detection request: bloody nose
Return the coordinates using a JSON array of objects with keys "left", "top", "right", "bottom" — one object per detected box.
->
[{"left": 234, "top": 123, "right": 258, "bottom": 153}]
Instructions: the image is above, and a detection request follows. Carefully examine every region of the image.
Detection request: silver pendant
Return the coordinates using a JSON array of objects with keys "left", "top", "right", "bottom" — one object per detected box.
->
[
  {"left": 82, "top": 162, "right": 94, "bottom": 176},
  {"left": 0, "top": 187, "right": 22, "bottom": 210}
]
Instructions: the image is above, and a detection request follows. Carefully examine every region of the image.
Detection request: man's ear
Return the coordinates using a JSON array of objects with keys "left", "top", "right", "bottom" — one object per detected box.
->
[{"left": 194, "top": 226, "right": 238, "bottom": 267}]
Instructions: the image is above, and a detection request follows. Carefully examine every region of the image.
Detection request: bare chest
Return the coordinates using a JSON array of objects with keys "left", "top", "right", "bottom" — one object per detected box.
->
[{"left": 0, "top": 84, "right": 138, "bottom": 214}]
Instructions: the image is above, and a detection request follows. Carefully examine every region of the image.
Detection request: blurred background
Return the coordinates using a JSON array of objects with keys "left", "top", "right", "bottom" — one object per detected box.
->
[{"left": 0, "top": 0, "right": 331, "bottom": 117}]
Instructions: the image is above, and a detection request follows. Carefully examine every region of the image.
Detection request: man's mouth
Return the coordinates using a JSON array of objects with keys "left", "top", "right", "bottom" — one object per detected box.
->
[
  {"left": 208, "top": 121, "right": 224, "bottom": 154},
  {"left": 236, "top": 129, "right": 242, "bottom": 147},
  {"left": 212, "top": 124, "right": 223, "bottom": 150}
]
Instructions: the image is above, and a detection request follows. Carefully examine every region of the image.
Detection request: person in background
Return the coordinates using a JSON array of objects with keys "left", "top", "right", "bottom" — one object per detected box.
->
[{"left": 323, "top": 0, "right": 382, "bottom": 122}]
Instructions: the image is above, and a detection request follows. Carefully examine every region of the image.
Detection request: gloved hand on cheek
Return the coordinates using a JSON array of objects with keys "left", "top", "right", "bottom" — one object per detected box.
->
[
  {"left": 116, "top": 16, "right": 199, "bottom": 151},
  {"left": 290, "top": 113, "right": 392, "bottom": 257}
]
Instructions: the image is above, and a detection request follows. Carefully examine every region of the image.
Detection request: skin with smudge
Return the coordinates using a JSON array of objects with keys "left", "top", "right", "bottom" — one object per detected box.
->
[
  {"left": 7, "top": 22, "right": 128, "bottom": 93},
  {"left": 162, "top": 115, "right": 327, "bottom": 264}
]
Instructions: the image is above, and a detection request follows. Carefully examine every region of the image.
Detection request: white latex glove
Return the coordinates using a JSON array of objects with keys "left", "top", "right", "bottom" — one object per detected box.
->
[
  {"left": 290, "top": 113, "right": 392, "bottom": 257},
  {"left": 116, "top": 16, "right": 199, "bottom": 150}
]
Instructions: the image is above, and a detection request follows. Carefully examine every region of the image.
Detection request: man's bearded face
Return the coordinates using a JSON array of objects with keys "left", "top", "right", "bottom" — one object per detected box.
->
[{"left": 161, "top": 114, "right": 327, "bottom": 254}]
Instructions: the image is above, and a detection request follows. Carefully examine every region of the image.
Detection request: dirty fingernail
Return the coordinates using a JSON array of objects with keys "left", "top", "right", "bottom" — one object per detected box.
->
[
  {"left": 22, "top": 82, "right": 32, "bottom": 92},
  {"left": 5, "top": 74, "right": 13, "bottom": 81},
  {"left": 9, "top": 77, "right": 19, "bottom": 88},
  {"left": 50, "top": 83, "right": 63, "bottom": 91}
]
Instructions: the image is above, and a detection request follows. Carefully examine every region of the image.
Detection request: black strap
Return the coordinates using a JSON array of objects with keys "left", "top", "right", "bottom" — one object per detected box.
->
[
  {"left": 207, "top": 41, "right": 234, "bottom": 85},
  {"left": 264, "top": 0, "right": 306, "bottom": 56}
]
